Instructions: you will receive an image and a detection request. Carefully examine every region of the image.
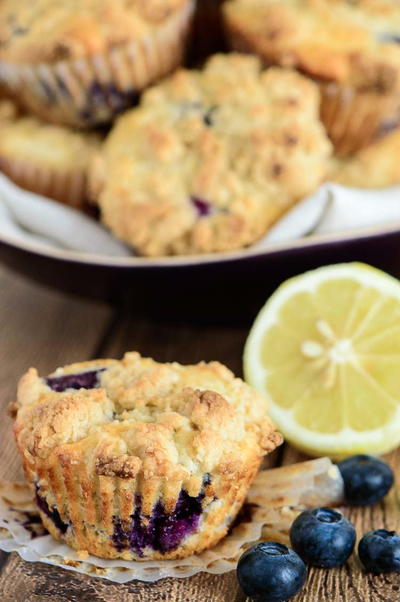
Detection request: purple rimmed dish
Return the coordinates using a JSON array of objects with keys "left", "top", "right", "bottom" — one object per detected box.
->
[{"left": 1, "top": 223, "right": 400, "bottom": 321}]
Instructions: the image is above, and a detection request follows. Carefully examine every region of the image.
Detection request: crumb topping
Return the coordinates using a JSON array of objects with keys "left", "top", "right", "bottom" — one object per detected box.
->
[
  {"left": 14, "top": 352, "right": 282, "bottom": 483},
  {"left": 223, "top": 0, "right": 400, "bottom": 88},
  {"left": 0, "top": 0, "right": 190, "bottom": 64},
  {"left": 93, "top": 53, "right": 331, "bottom": 256}
]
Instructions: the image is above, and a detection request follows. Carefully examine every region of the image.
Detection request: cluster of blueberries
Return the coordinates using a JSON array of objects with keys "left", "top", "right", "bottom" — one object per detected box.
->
[{"left": 237, "top": 454, "right": 398, "bottom": 602}]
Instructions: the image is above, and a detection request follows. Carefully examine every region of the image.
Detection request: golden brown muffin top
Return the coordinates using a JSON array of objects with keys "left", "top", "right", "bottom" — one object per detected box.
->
[
  {"left": 14, "top": 352, "right": 282, "bottom": 496},
  {"left": 92, "top": 53, "right": 331, "bottom": 256},
  {"left": 0, "top": 0, "right": 190, "bottom": 64},
  {"left": 0, "top": 107, "right": 101, "bottom": 170},
  {"left": 223, "top": 0, "right": 400, "bottom": 88},
  {"left": 0, "top": 109, "right": 101, "bottom": 173}
]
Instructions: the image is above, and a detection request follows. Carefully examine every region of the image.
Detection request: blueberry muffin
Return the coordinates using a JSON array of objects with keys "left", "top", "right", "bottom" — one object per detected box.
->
[
  {"left": 223, "top": 0, "right": 400, "bottom": 156},
  {"left": 0, "top": 0, "right": 195, "bottom": 127},
  {"left": 0, "top": 103, "right": 101, "bottom": 207},
  {"left": 12, "top": 352, "right": 282, "bottom": 560},
  {"left": 330, "top": 128, "right": 400, "bottom": 189},
  {"left": 91, "top": 53, "right": 332, "bottom": 256}
]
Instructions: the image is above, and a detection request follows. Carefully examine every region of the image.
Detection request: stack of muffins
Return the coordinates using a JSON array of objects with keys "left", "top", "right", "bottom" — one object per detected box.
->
[
  {"left": 0, "top": 0, "right": 398, "bottom": 256},
  {"left": 223, "top": 0, "right": 400, "bottom": 186}
]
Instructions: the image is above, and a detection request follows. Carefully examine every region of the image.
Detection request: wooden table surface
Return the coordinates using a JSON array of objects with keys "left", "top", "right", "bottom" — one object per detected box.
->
[{"left": 0, "top": 264, "right": 399, "bottom": 602}]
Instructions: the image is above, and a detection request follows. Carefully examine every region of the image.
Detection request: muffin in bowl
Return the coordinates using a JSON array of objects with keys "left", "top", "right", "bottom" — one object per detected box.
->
[
  {"left": 223, "top": 0, "right": 400, "bottom": 156},
  {"left": 91, "top": 53, "right": 332, "bottom": 256},
  {"left": 0, "top": 0, "right": 195, "bottom": 127},
  {"left": 0, "top": 101, "right": 101, "bottom": 207},
  {"left": 12, "top": 352, "right": 282, "bottom": 560}
]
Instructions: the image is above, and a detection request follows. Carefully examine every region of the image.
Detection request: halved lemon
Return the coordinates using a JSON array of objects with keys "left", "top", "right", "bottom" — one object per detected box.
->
[{"left": 244, "top": 263, "right": 400, "bottom": 459}]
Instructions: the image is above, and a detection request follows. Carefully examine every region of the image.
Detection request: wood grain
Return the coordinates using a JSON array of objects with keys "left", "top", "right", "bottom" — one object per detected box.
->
[
  {"left": 0, "top": 266, "right": 399, "bottom": 601},
  {"left": 0, "top": 558, "right": 241, "bottom": 602},
  {"left": 0, "top": 267, "right": 111, "bottom": 481},
  {"left": 103, "top": 312, "right": 249, "bottom": 375},
  {"left": 273, "top": 448, "right": 400, "bottom": 602},
  {"left": 0, "top": 266, "right": 112, "bottom": 598}
]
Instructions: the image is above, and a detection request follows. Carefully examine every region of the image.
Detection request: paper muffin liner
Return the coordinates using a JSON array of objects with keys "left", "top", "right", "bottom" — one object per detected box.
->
[
  {"left": 0, "top": 0, "right": 195, "bottom": 128},
  {"left": 0, "top": 155, "right": 88, "bottom": 208},
  {"left": 29, "top": 447, "right": 262, "bottom": 562},
  {"left": 319, "top": 82, "right": 400, "bottom": 156},
  {"left": 0, "top": 458, "right": 343, "bottom": 583}
]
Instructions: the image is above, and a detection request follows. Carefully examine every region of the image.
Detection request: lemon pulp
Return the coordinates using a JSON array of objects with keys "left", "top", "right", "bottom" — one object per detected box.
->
[{"left": 244, "top": 263, "right": 400, "bottom": 458}]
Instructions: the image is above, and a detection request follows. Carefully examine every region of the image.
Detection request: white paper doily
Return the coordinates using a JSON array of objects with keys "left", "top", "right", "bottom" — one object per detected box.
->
[{"left": 0, "top": 172, "right": 400, "bottom": 258}]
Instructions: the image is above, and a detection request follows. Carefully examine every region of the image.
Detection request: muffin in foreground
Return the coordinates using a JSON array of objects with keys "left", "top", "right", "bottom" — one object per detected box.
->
[
  {"left": 12, "top": 352, "right": 282, "bottom": 560},
  {"left": 0, "top": 102, "right": 101, "bottom": 207},
  {"left": 0, "top": 0, "right": 195, "bottom": 127},
  {"left": 91, "top": 53, "right": 331, "bottom": 256},
  {"left": 330, "top": 129, "right": 400, "bottom": 189},
  {"left": 223, "top": 0, "right": 400, "bottom": 156}
]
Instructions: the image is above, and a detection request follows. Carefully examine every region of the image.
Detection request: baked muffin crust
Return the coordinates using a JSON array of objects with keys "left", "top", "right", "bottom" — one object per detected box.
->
[
  {"left": 223, "top": 0, "right": 400, "bottom": 90},
  {"left": 93, "top": 53, "right": 331, "bottom": 256},
  {"left": 0, "top": 0, "right": 189, "bottom": 64},
  {"left": 0, "top": 103, "right": 100, "bottom": 206},
  {"left": 0, "top": 115, "right": 100, "bottom": 170}
]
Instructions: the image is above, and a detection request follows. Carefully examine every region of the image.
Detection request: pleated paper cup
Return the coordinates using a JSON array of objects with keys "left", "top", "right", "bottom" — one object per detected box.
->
[
  {"left": 25, "top": 442, "right": 262, "bottom": 562},
  {"left": 0, "top": 458, "right": 344, "bottom": 582},
  {"left": 0, "top": 0, "right": 195, "bottom": 128},
  {"left": 0, "top": 155, "right": 88, "bottom": 208},
  {"left": 319, "top": 82, "right": 400, "bottom": 156}
]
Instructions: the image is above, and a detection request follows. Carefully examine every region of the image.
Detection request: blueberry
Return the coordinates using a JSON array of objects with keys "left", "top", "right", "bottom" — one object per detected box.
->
[
  {"left": 203, "top": 105, "right": 218, "bottom": 126},
  {"left": 290, "top": 507, "right": 356, "bottom": 568},
  {"left": 112, "top": 490, "right": 204, "bottom": 556},
  {"left": 359, "top": 529, "right": 400, "bottom": 573},
  {"left": 237, "top": 542, "right": 307, "bottom": 602},
  {"left": 112, "top": 476, "right": 213, "bottom": 556},
  {"left": 338, "top": 455, "right": 394, "bottom": 506},
  {"left": 190, "top": 196, "right": 212, "bottom": 218},
  {"left": 35, "top": 485, "right": 69, "bottom": 534},
  {"left": 88, "top": 82, "right": 139, "bottom": 112},
  {"left": 46, "top": 368, "right": 106, "bottom": 392}
]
